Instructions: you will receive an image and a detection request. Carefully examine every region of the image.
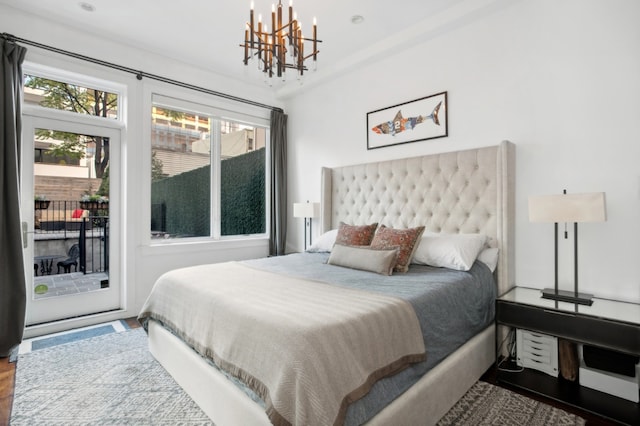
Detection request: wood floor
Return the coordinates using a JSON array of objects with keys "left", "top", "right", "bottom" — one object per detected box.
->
[
  {"left": 0, "top": 319, "right": 622, "bottom": 425},
  {"left": 480, "top": 365, "right": 619, "bottom": 426},
  {"left": 0, "top": 356, "right": 15, "bottom": 426}
]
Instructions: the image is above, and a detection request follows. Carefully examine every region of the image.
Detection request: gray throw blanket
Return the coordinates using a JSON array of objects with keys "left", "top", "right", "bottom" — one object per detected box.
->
[{"left": 138, "top": 262, "right": 426, "bottom": 426}]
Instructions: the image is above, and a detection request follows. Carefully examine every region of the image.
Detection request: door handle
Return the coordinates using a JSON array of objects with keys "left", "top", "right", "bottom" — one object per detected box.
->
[{"left": 22, "top": 221, "right": 35, "bottom": 248}]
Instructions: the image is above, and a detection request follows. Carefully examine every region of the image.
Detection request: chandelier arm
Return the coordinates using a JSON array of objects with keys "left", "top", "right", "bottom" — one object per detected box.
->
[
  {"left": 283, "top": 64, "right": 308, "bottom": 71},
  {"left": 302, "top": 52, "right": 319, "bottom": 61},
  {"left": 298, "top": 37, "right": 322, "bottom": 43}
]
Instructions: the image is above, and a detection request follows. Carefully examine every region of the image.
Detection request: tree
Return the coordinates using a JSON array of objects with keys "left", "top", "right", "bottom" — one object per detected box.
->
[
  {"left": 97, "top": 166, "right": 110, "bottom": 196},
  {"left": 151, "top": 151, "right": 165, "bottom": 182},
  {"left": 25, "top": 77, "right": 117, "bottom": 178}
]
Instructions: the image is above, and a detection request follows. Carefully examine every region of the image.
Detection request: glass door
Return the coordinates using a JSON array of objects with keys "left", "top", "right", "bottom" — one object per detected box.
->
[{"left": 21, "top": 115, "right": 121, "bottom": 325}]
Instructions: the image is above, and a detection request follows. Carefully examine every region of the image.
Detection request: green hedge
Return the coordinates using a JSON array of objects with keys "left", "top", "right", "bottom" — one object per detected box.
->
[{"left": 151, "top": 148, "right": 265, "bottom": 237}]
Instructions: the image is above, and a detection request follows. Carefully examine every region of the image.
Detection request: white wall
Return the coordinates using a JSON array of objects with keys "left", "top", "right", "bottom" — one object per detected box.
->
[
  {"left": 1, "top": 5, "right": 282, "bottom": 325},
  {"left": 284, "top": 0, "right": 640, "bottom": 302}
]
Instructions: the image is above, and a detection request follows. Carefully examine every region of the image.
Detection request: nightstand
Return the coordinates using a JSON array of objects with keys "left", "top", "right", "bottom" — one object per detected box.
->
[{"left": 496, "top": 286, "right": 640, "bottom": 425}]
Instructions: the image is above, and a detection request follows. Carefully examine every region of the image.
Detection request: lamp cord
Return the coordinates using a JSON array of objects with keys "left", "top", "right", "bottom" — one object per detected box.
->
[{"left": 497, "top": 329, "right": 524, "bottom": 373}]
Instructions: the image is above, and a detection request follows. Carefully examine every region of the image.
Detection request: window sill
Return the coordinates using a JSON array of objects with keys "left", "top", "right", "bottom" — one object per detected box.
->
[{"left": 140, "top": 236, "right": 269, "bottom": 257}]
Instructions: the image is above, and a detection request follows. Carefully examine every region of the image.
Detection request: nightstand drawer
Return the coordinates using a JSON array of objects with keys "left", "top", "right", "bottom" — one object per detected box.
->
[
  {"left": 516, "top": 329, "right": 559, "bottom": 377},
  {"left": 519, "top": 330, "right": 556, "bottom": 347}
]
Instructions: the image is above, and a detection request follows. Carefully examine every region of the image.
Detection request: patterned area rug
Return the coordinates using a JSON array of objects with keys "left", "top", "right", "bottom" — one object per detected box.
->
[
  {"left": 438, "top": 380, "right": 585, "bottom": 425},
  {"left": 11, "top": 327, "right": 585, "bottom": 425},
  {"left": 11, "top": 328, "right": 212, "bottom": 425}
]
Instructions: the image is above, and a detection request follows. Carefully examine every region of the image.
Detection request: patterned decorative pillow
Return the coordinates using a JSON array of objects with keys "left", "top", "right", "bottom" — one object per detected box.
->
[
  {"left": 334, "top": 222, "right": 378, "bottom": 246},
  {"left": 370, "top": 225, "right": 425, "bottom": 273}
]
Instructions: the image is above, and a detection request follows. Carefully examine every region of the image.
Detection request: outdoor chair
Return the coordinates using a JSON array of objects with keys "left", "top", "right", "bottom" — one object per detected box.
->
[{"left": 57, "top": 243, "right": 80, "bottom": 274}]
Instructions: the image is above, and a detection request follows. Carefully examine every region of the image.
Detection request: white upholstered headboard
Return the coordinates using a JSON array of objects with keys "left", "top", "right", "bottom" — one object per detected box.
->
[{"left": 320, "top": 141, "right": 515, "bottom": 295}]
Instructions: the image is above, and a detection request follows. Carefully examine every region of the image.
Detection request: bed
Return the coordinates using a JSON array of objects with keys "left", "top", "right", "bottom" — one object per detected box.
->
[{"left": 139, "top": 141, "right": 515, "bottom": 426}]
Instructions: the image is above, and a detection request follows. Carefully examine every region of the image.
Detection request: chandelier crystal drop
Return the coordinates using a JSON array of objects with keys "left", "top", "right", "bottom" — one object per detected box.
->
[{"left": 241, "top": 0, "right": 321, "bottom": 83}]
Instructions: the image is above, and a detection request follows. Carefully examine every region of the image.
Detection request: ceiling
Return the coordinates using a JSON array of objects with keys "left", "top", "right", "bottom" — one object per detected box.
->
[{"left": 0, "top": 0, "right": 488, "bottom": 95}]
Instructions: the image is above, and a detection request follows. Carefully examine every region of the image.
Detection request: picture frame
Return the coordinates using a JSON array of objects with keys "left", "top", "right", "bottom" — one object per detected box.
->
[{"left": 366, "top": 91, "right": 448, "bottom": 150}]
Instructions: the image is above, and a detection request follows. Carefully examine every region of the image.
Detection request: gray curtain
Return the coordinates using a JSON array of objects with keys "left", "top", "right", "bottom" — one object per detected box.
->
[
  {"left": 269, "top": 109, "right": 287, "bottom": 256},
  {"left": 0, "top": 38, "right": 27, "bottom": 357}
]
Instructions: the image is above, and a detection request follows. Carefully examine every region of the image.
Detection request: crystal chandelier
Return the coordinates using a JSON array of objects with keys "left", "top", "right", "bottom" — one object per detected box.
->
[{"left": 241, "top": 1, "right": 321, "bottom": 83}]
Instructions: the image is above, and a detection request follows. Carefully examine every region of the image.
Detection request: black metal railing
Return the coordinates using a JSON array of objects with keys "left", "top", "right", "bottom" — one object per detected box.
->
[
  {"left": 34, "top": 200, "right": 109, "bottom": 274},
  {"left": 79, "top": 215, "right": 109, "bottom": 274},
  {"left": 35, "top": 200, "right": 108, "bottom": 234}
]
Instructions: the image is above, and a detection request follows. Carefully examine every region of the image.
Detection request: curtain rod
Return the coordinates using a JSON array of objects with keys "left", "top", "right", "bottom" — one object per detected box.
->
[{"left": 1, "top": 32, "right": 283, "bottom": 113}]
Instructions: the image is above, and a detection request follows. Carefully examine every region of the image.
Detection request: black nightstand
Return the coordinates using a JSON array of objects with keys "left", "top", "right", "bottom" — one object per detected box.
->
[{"left": 496, "top": 287, "right": 640, "bottom": 425}]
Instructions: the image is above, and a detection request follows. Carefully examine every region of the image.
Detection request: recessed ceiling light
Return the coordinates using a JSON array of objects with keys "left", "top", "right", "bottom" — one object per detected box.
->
[
  {"left": 351, "top": 15, "right": 364, "bottom": 24},
  {"left": 79, "top": 2, "right": 95, "bottom": 12}
]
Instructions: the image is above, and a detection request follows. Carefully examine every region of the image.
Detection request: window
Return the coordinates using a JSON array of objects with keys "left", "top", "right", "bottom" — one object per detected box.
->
[
  {"left": 150, "top": 95, "right": 268, "bottom": 241},
  {"left": 23, "top": 72, "right": 122, "bottom": 179},
  {"left": 24, "top": 75, "right": 119, "bottom": 119}
]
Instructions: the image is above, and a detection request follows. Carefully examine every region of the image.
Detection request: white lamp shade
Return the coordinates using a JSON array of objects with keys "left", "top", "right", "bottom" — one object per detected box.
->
[
  {"left": 293, "top": 202, "right": 320, "bottom": 218},
  {"left": 529, "top": 192, "right": 606, "bottom": 223}
]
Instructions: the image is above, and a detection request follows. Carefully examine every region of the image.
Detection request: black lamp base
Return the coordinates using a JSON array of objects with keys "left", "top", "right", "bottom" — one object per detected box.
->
[{"left": 541, "top": 288, "right": 594, "bottom": 306}]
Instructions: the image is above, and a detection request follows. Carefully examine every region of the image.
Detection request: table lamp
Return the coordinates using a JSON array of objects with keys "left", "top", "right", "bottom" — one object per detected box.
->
[
  {"left": 293, "top": 201, "right": 320, "bottom": 251},
  {"left": 528, "top": 191, "right": 606, "bottom": 305}
]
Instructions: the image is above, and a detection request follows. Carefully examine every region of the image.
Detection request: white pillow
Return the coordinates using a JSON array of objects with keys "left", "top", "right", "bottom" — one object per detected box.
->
[
  {"left": 412, "top": 232, "right": 487, "bottom": 271},
  {"left": 306, "top": 229, "right": 338, "bottom": 252},
  {"left": 477, "top": 247, "right": 499, "bottom": 272}
]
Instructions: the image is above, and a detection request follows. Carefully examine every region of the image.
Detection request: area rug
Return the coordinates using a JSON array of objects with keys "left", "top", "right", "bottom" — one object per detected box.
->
[
  {"left": 438, "top": 380, "right": 585, "bottom": 425},
  {"left": 11, "top": 327, "right": 585, "bottom": 425},
  {"left": 11, "top": 328, "right": 212, "bottom": 425}
]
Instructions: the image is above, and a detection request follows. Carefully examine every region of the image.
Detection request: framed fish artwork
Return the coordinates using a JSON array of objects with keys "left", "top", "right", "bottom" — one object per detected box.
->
[{"left": 366, "top": 91, "right": 448, "bottom": 150}]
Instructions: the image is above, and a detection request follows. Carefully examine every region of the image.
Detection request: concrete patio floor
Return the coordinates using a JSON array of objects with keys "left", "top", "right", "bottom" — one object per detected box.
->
[{"left": 33, "top": 271, "right": 109, "bottom": 299}]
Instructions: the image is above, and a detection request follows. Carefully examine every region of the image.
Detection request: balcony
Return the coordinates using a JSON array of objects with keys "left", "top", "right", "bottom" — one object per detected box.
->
[{"left": 34, "top": 200, "right": 109, "bottom": 279}]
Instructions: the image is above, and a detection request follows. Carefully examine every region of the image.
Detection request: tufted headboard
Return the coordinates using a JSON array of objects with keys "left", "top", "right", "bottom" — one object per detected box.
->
[{"left": 319, "top": 141, "right": 515, "bottom": 295}]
